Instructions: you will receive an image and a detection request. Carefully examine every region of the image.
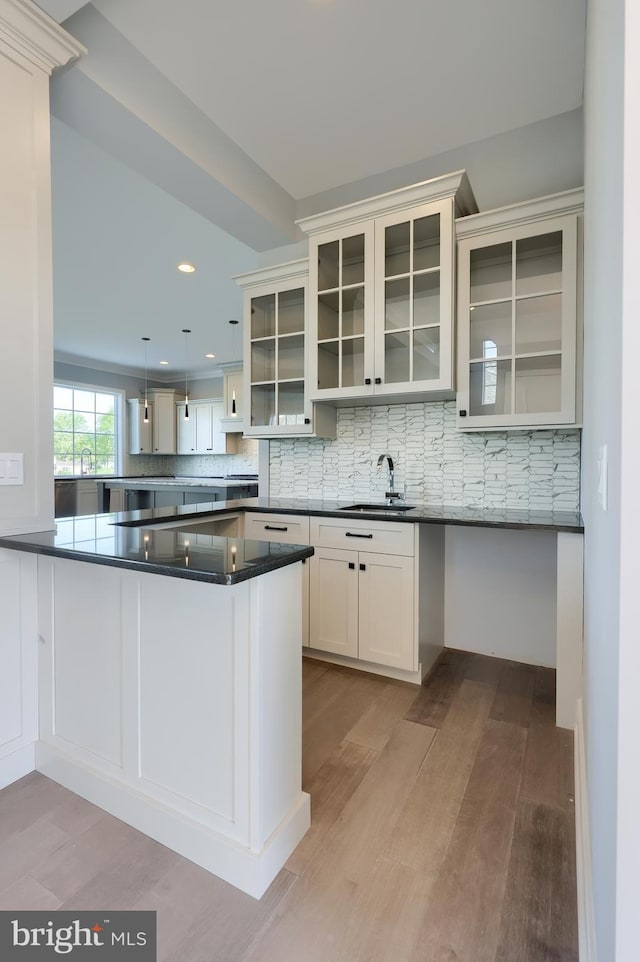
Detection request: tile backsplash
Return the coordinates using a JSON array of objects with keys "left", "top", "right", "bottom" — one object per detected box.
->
[
  {"left": 129, "top": 438, "right": 259, "bottom": 478},
  {"left": 269, "top": 401, "right": 580, "bottom": 512}
]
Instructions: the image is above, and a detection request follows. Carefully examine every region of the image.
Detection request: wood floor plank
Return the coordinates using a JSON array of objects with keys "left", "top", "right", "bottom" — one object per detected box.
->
[
  {"left": 302, "top": 673, "right": 386, "bottom": 782},
  {"left": 345, "top": 679, "right": 418, "bottom": 752},
  {"left": 0, "top": 816, "right": 70, "bottom": 892},
  {"left": 0, "top": 874, "right": 63, "bottom": 911},
  {"left": 404, "top": 648, "right": 472, "bottom": 728},
  {"left": 520, "top": 670, "right": 575, "bottom": 811},
  {"left": 386, "top": 677, "right": 497, "bottom": 874},
  {"left": 0, "top": 653, "right": 578, "bottom": 962},
  {"left": 494, "top": 800, "right": 578, "bottom": 962},
  {"left": 133, "top": 862, "right": 296, "bottom": 962},
  {"left": 32, "top": 812, "right": 178, "bottom": 906},
  {"left": 302, "top": 665, "right": 358, "bottom": 732},
  {"left": 489, "top": 662, "right": 537, "bottom": 728},
  {"left": 0, "top": 772, "right": 104, "bottom": 843},
  {"left": 301, "top": 656, "right": 332, "bottom": 695},
  {"left": 286, "top": 740, "right": 378, "bottom": 877},
  {"left": 324, "top": 719, "right": 437, "bottom": 887},
  {"left": 409, "top": 718, "right": 527, "bottom": 962},
  {"left": 242, "top": 720, "right": 436, "bottom": 962}
]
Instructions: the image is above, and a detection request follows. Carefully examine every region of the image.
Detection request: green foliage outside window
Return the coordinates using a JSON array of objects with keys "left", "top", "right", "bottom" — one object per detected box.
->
[{"left": 54, "top": 386, "right": 118, "bottom": 475}]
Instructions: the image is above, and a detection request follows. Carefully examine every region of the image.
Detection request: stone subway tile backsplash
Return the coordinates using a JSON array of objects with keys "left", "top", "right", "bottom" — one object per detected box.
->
[{"left": 268, "top": 401, "right": 580, "bottom": 511}]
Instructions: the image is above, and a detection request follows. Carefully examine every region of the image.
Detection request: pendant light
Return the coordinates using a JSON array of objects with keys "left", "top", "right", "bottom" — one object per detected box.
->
[
  {"left": 229, "top": 319, "right": 239, "bottom": 416},
  {"left": 182, "top": 328, "right": 191, "bottom": 419},
  {"left": 141, "top": 336, "right": 150, "bottom": 423}
]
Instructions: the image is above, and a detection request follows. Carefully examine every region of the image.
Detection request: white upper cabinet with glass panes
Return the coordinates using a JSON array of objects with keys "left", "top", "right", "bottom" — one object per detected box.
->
[
  {"left": 455, "top": 189, "right": 583, "bottom": 431},
  {"left": 234, "top": 260, "right": 336, "bottom": 439},
  {"left": 297, "top": 172, "right": 477, "bottom": 403}
]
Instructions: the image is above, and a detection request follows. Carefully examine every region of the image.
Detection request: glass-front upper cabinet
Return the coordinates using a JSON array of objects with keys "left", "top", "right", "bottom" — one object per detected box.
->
[
  {"left": 373, "top": 199, "right": 453, "bottom": 396},
  {"left": 456, "top": 190, "right": 583, "bottom": 431},
  {"left": 234, "top": 260, "right": 336, "bottom": 439},
  {"left": 299, "top": 171, "right": 476, "bottom": 404}
]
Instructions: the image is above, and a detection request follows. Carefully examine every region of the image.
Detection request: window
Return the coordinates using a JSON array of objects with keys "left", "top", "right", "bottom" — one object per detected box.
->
[
  {"left": 481, "top": 339, "right": 498, "bottom": 406},
  {"left": 54, "top": 384, "right": 121, "bottom": 476}
]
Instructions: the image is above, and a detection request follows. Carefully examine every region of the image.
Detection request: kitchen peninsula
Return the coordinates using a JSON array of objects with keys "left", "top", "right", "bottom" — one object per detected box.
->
[
  {"left": 0, "top": 493, "right": 582, "bottom": 897},
  {"left": 0, "top": 515, "right": 312, "bottom": 899}
]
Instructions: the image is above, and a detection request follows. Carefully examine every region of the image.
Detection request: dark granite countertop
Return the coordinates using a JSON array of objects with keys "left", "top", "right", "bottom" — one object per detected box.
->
[
  {"left": 0, "top": 496, "right": 581, "bottom": 586},
  {"left": 112, "top": 496, "right": 584, "bottom": 534},
  {"left": 0, "top": 515, "right": 312, "bottom": 586}
]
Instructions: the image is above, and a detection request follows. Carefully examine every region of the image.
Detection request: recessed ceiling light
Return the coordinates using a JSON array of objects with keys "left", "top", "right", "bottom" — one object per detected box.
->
[
  {"left": 205, "top": 353, "right": 216, "bottom": 359},
  {"left": 177, "top": 262, "right": 196, "bottom": 273},
  {"left": 159, "top": 360, "right": 169, "bottom": 366}
]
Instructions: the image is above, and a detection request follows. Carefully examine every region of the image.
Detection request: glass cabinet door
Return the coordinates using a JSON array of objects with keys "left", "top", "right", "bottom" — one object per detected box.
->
[
  {"left": 374, "top": 199, "right": 454, "bottom": 394},
  {"left": 315, "top": 232, "right": 368, "bottom": 392},
  {"left": 458, "top": 213, "right": 578, "bottom": 429},
  {"left": 249, "top": 285, "right": 307, "bottom": 430}
]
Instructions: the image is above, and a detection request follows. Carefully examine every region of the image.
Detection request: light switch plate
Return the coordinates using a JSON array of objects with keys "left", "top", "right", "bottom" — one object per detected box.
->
[{"left": 0, "top": 453, "right": 24, "bottom": 485}]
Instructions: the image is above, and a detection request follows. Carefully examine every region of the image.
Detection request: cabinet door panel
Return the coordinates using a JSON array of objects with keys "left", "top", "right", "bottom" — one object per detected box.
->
[
  {"left": 309, "top": 547, "right": 358, "bottom": 657},
  {"left": 358, "top": 553, "right": 415, "bottom": 671},
  {"left": 457, "top": 210, "right": 579, "bottom": 430}
]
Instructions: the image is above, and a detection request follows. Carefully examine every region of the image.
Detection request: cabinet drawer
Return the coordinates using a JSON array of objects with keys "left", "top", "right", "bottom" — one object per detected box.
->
[
  {"left": 309, "top": 516, "right": 414, "bottom": 556},
  {"left": 244, "top": 513, "right": 310, "bottom": 545}
]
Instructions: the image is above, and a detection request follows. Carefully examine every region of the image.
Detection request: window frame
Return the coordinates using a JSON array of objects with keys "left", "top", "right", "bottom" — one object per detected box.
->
[{"left": 53, "top": 380, "right": 125, "bottom": 477}]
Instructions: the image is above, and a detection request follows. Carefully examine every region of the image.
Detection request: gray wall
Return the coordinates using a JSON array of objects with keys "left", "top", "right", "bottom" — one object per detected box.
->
[
  {"left": 256, "top": 110, "right": 584, "bottom": 270},
  {"left": 582, "top": 1, "right": 623, "bottom": 959}
]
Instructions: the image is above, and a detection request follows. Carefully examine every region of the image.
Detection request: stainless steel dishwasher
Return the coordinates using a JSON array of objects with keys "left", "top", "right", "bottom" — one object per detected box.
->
[{"left": 54, "top": 479, "right": 77, "bottom": 518}]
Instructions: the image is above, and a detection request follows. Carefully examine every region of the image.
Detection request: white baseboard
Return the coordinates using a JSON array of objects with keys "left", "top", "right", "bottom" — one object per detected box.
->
[
  {"left": 36, "top": 742, "right": 310, "bottom": 900},
  {"left": 575, "top": 698, "right": 597, "bottom": 961},
  {"left": 304, "top": 648, "right": 422, "bottom": 685},
  {"left": 0, "top": 742, "right": 36, "bottom": 790}
]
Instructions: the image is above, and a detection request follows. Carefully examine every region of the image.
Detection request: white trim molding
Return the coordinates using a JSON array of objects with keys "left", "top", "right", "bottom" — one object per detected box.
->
[
  {"left": 0, "top": 0, "right": 85, "bottom": 73},
  {"left": 297, "top": 170, "right": 477, "bottom": 235},
  {"left": 455, "top": 187, "right": 584, "bottom": 240},
  {"left": 575, "top": 697, "right": 598, "bottom": 962}
]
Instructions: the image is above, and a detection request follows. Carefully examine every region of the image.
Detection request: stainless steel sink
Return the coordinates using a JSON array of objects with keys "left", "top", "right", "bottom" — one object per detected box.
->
[{"left": 339, "top": 503, "right": 415, "bottom": 513}]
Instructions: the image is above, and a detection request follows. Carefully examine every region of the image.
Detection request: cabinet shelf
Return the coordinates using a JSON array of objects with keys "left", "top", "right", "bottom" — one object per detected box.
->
[
  {"left": 456, "top": 190, "right": 582, "bottom": 430},
  {"left": 469, "top": 288, "right": 563, "bottom": 310},
  {"left": 234, "top": 259, "right": 336, "bottom": 439},
  {"left": 300, "top": 172, "right": 477, "bottom": 404}
]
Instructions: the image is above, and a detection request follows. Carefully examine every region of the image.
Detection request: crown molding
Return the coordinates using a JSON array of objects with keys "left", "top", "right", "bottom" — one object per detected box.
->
[
  {"left": 54, "top": 351, "right": 224, "bottom": 383},
  {"left": 455, "top": 187, "right": 584, "bottom": 239},
  {"left": 0, "top": 0, "right": 85, "bottom": 74},
  {"left": 296, "top": 170, "right": 478, "bottom": 236},
  {"left": 233, "top": 257, "right": 309, "bottom": 290}
]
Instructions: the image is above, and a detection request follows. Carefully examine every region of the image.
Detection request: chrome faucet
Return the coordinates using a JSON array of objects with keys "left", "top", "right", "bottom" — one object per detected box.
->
[{"left": 376, "top": 453, "right": 400, "bottom": 503}]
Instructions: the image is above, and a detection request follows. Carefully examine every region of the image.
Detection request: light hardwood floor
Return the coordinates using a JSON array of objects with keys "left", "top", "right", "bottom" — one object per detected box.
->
[{"left": 0, "top": 650, "right": 578, "bottom": 961}]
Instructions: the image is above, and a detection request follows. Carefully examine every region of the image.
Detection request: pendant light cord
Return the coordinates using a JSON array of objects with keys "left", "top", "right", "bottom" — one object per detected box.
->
[
  {"left": 141, "top": 337, "right": 150, "bottom": 423},
  {"left": 182, "top": 328, "right": 191, "bottom": 419}
]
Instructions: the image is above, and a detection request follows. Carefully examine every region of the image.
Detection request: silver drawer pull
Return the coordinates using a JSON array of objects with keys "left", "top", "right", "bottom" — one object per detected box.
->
[
  {"left": 264, "top": 525, "right": 288, "bottom": 532},
  {"left": 346, "top": 532, "right": 373, "bottom": 539}
]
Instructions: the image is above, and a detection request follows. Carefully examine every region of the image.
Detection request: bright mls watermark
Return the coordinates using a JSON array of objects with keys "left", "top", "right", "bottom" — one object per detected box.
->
[{"left": 0, "top": 912, "right": 156, "bottom": 960}]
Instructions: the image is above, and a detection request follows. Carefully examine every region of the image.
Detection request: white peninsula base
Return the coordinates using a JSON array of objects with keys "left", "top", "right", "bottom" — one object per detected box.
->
[{"left": 35, "top": 556, "right": 309, "bottom": 899}]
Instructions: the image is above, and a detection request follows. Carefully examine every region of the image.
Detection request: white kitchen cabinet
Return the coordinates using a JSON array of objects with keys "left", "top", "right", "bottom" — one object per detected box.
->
[
  {"left": 76, "top": 479, "right": 99, "bottom": 516},
  {"left": 455, "top": 189, "right": 583, "bottom": 430},
  {"left": 148, "top": 388, "right": 178, "bottom": 454},
  {"left": 234, "top": 260, "right": 336, "bottom": 439},
  {"left": 309, "top": 516, "right": 418, "bottom": 672},
  {"left": 127, "top": 398, "right": 152, "bottom": 454},
  {"left": 298, "top": 171, "right": 477, "bottom": 404},
  {"left": 176, "top": 399, "right": 227, "bottom": 454},
  {"left": 219, "top": 363, "right": 245, "bottom": 434},
  {"left": 244, "top": 512, "right": 310, "bottom": 647}
]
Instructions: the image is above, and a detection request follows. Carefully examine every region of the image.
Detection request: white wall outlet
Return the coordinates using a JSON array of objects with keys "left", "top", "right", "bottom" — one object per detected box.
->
[
  {"left": 597, "top": 444, "right": 608, "bottom": 511},
  {"left": 0, "top": 452, "right": 23, "bottom": 485}
]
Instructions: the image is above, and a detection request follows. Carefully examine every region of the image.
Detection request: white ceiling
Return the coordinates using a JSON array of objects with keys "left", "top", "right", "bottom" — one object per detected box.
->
[
  {"left": 38, "top": 0, "right": 586, "bottom": 378},
  {"left": 90, "top": 0, "right": 586, "bottom": 199}
]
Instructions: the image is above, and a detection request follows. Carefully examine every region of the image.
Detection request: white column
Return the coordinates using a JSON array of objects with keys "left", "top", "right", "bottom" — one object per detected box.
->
[{"left": 0, "top": 0, "right": 84, "bottom": 786}]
